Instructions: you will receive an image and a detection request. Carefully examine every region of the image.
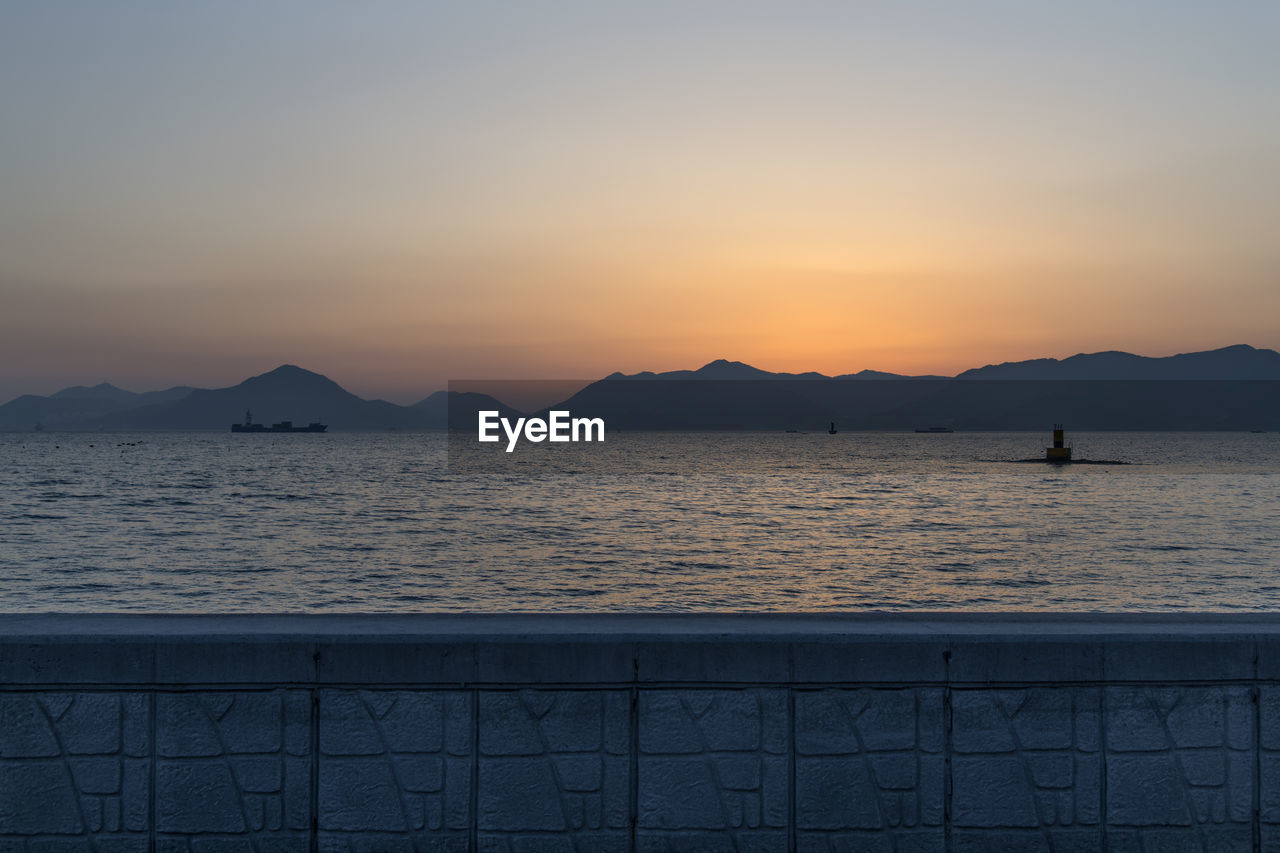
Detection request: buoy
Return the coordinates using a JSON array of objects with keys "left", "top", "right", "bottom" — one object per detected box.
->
[{"left": 1045, "top": 424, "right": 1072, "bottom": 461}]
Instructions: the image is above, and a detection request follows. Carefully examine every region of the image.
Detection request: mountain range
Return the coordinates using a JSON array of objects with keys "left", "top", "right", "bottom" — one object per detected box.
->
[
  {"left": 608, "top": 344, "right": 1280, "bottom": 381},
  {"left": 956, "top": 344, "right": 1280, "bottom": 380},
  {"left": 3, "top": 344, "right": 1278, "bottom": 431},
  {"left": 562, "top": 346, "right": 1280, "bottom": 431},
  {"left": 0, "top": 366, "right": 517, "bottom": 432}
]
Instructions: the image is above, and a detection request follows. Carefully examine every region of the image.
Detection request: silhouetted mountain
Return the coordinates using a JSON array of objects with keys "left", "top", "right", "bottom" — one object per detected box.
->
[
  {"left": 0, "top": 365, "right": 516, "bottom": 431},
  {"left": 48, "top": 382, "right": 137, "bottom": 402},
  {"left": 545, "top": 346, "right": 1280, "bottom": 430},
  {"left": 143, "top": 386, "right": 200, "bottom": 403},
  {"left": 606, "top": 347, "right": 1280, "bottom": 383},
  {"left": 0, "top": 382, "right": 201, "bottom": 430},
  {"left": 832, "top": 369, "right": 948, "bottom": 380},
  {"left": 957, "top": 344, "right": 1280, "bottom": 380},
  {"left": 46, "top": 382, "right": 198, "bottom": 403},
  {"left": 0, "top": 394, "right": 130, "bottom": 430},
  {"left": 547, "top": 378, "right": 1280, "bottom": 431},
  {"left": 88, "top": 365, "right": 431, "bottom": 431},
  {"left": 5, "top": 345, "right": 1278, "bottom": 431},
  {"left": 607, "top": 359, "right": 828, "bottom": 381},
  {"left": 412, "top": 391, "right": 525, "bottom": 429},
  {"left": 231, "top": 364, "right": 346, "bottom": 397}
]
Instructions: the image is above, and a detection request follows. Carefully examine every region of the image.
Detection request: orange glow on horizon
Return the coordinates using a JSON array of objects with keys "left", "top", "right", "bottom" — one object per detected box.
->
[{"left": 2, "top": 3, "right": 1279, "bottom": 402}]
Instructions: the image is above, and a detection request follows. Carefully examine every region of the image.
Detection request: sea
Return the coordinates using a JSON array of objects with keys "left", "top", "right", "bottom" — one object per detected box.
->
[{"left": 1, "top": 431, "right": 1278, "bottom": 612}]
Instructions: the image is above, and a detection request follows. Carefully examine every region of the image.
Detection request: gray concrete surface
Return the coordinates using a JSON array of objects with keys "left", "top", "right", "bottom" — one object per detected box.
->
[{"left": 1, "top": 613, "right": 1278, "bottom": 850}]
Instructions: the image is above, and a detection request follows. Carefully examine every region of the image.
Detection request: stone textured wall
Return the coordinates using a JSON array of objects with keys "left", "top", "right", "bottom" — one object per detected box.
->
[{"left": 3, "top": 614, "right": 1280, "bottom": 850}]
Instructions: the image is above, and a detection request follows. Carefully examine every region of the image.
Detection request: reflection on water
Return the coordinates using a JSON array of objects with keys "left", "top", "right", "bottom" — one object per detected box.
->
[{"left": 1, "top": 431, "right": 1277, "bottom": 612}]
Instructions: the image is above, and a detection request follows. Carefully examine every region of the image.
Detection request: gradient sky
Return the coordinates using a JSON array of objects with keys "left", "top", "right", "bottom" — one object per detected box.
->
[{"left": 2, "top": 1, "right": 1278, "bottom": 403}]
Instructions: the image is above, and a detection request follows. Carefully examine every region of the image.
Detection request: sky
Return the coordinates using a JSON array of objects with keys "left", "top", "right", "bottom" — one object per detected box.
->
[{"left": 2, "top": 1, "right": 1278, "bottom": 403}]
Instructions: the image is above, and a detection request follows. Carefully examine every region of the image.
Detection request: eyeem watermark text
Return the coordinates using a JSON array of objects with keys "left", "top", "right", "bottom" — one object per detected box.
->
[{"left": 478, "top": 411, "right": 605, "bottom": 452}]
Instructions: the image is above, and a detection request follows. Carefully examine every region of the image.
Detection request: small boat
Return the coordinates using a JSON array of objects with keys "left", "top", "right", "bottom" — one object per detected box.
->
[{"left": 914, "top": 426, "right": 953, "bottom": 433}]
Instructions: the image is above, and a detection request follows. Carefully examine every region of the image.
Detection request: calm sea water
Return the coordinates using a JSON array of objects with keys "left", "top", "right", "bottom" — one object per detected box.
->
[{"left": 1, "top": 431, "right": 1277, "bottom": 612}]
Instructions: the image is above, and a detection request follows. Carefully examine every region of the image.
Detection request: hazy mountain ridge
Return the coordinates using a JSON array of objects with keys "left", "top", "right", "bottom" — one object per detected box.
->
[
  {"left": 957, "top": 344, "right": 1280, "bottom": 380},
  {"left": 553, "top": 378, "right": 1280, "bottom": 431},
  {"left": 48, "top": 382, "right": 200, "bottom": 403},
  {"left": 606, "top": 358, "right": 942, "bottom": 381},
  {"left": 89, "top": 365, "right": 429, "bottom": 431},
  {"left": 607, "top": 345, "right": 1280, "bottom": 382},
  {"left": 561, "top": 344, "right": 1280, "bottom": 431},
  {"left": 48, "top": 382, "right": 139, "bottom": 402},
  {"left": 3, "top": 344, "right": 1278, "bottom": 431},
  {"left": 606, "top": 359, "right": 831, "bottom": 381},
  {"left": 0, "top": 382, "right": 205, "bottom": 430},
  {"left": 0, "top": 365, "right": 512, "bottom": 431},
  {"left": 411, "top": 390, "right": 525, "bottom": 430}
]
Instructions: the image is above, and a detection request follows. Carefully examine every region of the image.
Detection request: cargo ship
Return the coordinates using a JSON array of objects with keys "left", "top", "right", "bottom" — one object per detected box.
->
[{"left": 231, "top": 410, "right": 327, "bottom": 433}]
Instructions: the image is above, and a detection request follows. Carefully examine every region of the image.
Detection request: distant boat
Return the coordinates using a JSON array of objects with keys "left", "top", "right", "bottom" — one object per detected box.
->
[
  {"left": 914, "top": 426, "right": 953, "bottom": 433},
  {"left": 231, "top": 409, "right": 326, "bottom": 433}
]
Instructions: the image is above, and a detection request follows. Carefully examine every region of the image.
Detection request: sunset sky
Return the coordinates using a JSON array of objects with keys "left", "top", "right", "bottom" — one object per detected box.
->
[{"left": 2, "top": 1, "right": 1278, "bottom": 403}]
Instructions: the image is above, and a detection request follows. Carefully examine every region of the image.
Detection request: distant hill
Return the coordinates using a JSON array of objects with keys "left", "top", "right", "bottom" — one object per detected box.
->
[
  {"left": 546, "top": 345, "right": 1280, "bottom": 431},
  {"left": 4, "top": 344, "right": 1278, "bottom": 431},
  {"left": 833, "top": 369, "right": 947, "bottom": 380},
  {"left": 957, "top": 344, "right": 1280, "bottom": 380},
  {"left": 90, "top": 365, "right": 432, "bottom": 431},
  {"left": 411, "top": 390, "right": 525, "bottom": 430},
  {"left": 0, "top": 394, "right": 135, "bottom": 431},
  {"left": 0, "top": 365, "right": 474, "bottom": 431},
  {"left": 546, "top": 378, "right": 1280, "bottom": 431},
  {"left": 605, "top": 358, "right": 941, "bottom": 381},
  {"left": 604, "top": 346, "right": 1280, "bottom": 383},
  {"left": 48, "top": 382, "right": 140, "bottom": 402},
  {"left": 0, "top": 382, "right": 202, "bottom": 430},
  {"left": 48, "top": 382, "right": 199, "bottom": 403},
  {"left": 606, "top": 359, "right": 829, "bottom": 381}
]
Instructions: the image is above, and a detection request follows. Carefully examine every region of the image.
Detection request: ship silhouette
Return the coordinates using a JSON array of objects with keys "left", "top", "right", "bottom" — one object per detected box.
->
[{"left": 231, "top": 409, "right": 327, "bottom": 433}]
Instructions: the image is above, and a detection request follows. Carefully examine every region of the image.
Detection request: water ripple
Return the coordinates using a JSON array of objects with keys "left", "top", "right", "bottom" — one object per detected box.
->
[{"left": 0, "top": 430, "right": 1277, "bottom": 612}]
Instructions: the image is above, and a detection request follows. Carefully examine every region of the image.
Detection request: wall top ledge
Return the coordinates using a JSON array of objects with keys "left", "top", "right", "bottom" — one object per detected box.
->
[
  {"left": 5, "top": 611, "right": 1280, "bottom": 639},
  {"left": 6, "top": 612, "right": 1280, "bottom": 685}
]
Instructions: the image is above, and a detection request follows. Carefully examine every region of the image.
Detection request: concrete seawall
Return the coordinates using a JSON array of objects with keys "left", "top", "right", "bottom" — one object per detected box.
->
[{"left": 3, "top": 612, "right": 1280, "bottom": 850}]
